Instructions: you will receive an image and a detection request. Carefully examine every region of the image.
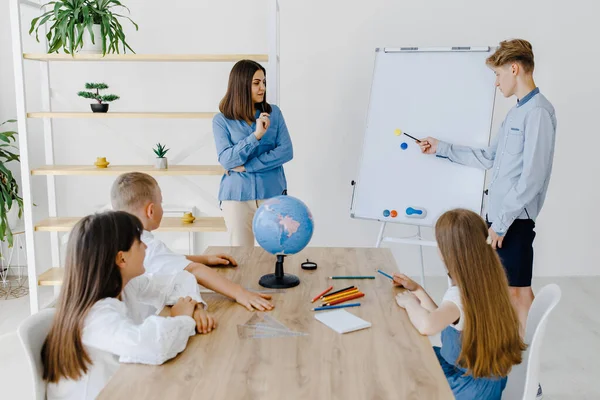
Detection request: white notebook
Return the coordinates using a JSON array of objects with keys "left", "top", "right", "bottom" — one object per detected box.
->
[{"left": 314, "top": 309, "right": 372, "bottom": 334}]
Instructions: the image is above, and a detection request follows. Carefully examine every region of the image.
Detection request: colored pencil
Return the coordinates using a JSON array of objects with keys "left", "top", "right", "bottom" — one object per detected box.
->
[
  {"left": 320, "top": 285, "right": 355, "bottom": 299},
  {"left": 324, "top": 292, "right": 365, "bottom": 306},
  {"left": 311, "top": 286, "right": 333, "bottom": 303},
  {"left": 322, "top": 289, "right": 360, "bottom": 302},
  {"left": 312, "top": 303, "right": 361, "bottom": 311},
  {"left": 377, "top": 269, "right": 394, "bottom": 280},
  {"left": 329, "top": 276, "right": 375, "bottom": 280}
]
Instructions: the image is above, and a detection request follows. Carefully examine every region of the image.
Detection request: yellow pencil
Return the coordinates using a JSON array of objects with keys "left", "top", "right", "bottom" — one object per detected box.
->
[
  {"left": 322, "top": 288, "right": 360, "bottom": 303},
  {"left": 323, "top": 292, "right": 365, "bottom": 306},
  {"left": 322, "top": 287, "right": 359, "bottom": 301}
]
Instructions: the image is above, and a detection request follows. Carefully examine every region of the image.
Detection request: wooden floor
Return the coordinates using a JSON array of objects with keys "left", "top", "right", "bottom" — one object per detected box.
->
[{"left": 1, "top": 277, "right": 598, "bottom": 399}]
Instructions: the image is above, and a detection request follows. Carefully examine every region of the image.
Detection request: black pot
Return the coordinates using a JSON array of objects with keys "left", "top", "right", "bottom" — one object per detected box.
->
[{"left": 91, "top": 103, "right": 109, "bottom": 113}]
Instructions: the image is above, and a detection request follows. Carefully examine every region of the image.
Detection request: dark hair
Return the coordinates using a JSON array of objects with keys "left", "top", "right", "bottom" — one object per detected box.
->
[
  {"left": 219, "top": 59, "right": 272, "bottom": 121},
  {"left": 42, "top": 211, "right": 143, "bottom": 383}
]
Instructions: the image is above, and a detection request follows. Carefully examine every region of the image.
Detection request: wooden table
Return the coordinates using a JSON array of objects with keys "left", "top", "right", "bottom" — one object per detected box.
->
[{"left": 100, "top": 247, "right": 453, "bottom": 400}]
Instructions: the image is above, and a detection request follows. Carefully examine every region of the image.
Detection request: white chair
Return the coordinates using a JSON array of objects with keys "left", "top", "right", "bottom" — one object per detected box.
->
[
  {"left": 17, "top": 308, "right": 56, "bottom": 400},
  {"left": 502, "top": 284, "right": 562, "bottom": 400}
]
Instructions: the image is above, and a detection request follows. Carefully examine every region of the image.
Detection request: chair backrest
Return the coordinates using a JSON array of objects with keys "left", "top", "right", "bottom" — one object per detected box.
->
[
  {"left": 502, "top": 284, "right": 561, "bottom": 400},
  {"left": 17, "top": 308, "right": 56, "bottom": 400}
]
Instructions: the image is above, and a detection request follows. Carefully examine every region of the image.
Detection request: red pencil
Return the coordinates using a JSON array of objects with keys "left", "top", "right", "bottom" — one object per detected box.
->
[
  {"left": 324, "top": 292, "right": 365, "bottom": 306},
  {"left": 311, "top": 285, "right": 333, "bottom": 303}
]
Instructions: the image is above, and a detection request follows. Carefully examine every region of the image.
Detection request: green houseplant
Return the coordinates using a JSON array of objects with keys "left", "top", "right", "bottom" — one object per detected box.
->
[
  {"left": 0, "top": 120, "right": 24, "bottom": 250},
  {"left": 29, "top": 0, "right": 138, "bottom": 55},
  {"left": 77, "top": 82, "right": 119, "bottom": 112},
  {"left": 153, "top": 143, "right": 169, "bottom": 170}
]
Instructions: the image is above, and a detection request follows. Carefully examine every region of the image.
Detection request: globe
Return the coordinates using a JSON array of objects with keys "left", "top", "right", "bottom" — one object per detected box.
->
[
  {"left": 253, "top": 196, "right": 314, "bottom": 255},
  {"left": 252, "top": 196, "right": 314, "bottom": 288}
]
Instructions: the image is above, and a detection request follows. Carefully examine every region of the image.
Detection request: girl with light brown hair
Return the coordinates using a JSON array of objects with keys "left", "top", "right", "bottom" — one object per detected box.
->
[{"left": 394, "top": 208, "right": 526, "bottom": 399}]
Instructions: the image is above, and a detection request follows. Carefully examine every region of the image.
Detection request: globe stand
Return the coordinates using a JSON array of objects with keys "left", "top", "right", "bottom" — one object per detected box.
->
[{"left": 259, "top": 255, "right": 300, "bottom": 289}]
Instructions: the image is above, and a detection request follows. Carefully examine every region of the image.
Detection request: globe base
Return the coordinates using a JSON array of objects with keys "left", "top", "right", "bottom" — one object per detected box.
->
[
  {"left": 259, "top": 273, "right": 300, "bottom": 289},
  {"left": 259, "top": 254, "right": 300, "bottom": 288}
]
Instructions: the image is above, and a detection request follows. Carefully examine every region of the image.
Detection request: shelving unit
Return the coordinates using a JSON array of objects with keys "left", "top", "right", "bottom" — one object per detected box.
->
[{"left": 10, "top": 0, "right": 280, "bottom": 313}]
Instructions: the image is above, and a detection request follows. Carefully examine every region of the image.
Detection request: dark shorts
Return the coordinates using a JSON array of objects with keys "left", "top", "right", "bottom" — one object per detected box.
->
[{"left": 487, "top": 218, "right": 536, "bottom": 287}]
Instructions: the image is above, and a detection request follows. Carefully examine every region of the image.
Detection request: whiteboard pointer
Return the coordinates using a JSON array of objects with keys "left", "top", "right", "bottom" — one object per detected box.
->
[
  {"left": 395, "top": 129, "right": 421, "bottom": 143},
  {"left": 402, "top": 131, "right": 421, "bottom": 143}
]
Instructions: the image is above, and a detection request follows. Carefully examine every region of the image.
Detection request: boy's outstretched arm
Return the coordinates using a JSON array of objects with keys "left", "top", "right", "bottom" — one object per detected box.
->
[
  {"left": 186, "top": 253, "right": 238, "bottom": 267},
  {"left": 184, "top": 262, "right": 273, "bottom": 311},
  {"left": 419, "top": 124, "right": 502, "bottom": 170}
]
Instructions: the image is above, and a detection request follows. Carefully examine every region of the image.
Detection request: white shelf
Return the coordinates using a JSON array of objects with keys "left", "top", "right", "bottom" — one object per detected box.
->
[
  {"left": 31, "top": 165, "right": 225, "bottom": 176},
  {"left": 23, "top": 53, "right": 269, "bottom": 62},
  {"left": 35, "top": 216, "right": 227, "bottom": 233},
  {"left": 38, "top": 268, "right": 63, "bottom": 286},
  {"left": 27, "top": 112, "right": 216, "bottom": 119}
]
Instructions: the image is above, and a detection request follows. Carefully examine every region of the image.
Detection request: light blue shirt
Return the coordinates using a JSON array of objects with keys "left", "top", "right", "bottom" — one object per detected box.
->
[
  {"left": 436, "top": 88, "right": 557, "bottom": 235},
  {"left": 213, "top": 104, "right": 293, "bottom": 201}
]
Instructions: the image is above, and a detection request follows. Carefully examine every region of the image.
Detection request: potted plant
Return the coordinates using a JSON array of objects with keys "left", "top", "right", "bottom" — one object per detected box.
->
[
  {"left": 29, "top": 0, "right": 138, "bottom": 55},
  {"left": 153, "top": 143, "right": 169, "bottom": 169},
  {"left": 78, "top": 83, "right": 119, "bottom": 113},
  {"left": 0, "top": 120, "right": 24, "bottom": 250}
]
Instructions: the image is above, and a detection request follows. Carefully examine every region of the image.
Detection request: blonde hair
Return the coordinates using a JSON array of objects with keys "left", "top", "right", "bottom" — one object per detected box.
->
[
  {"left": 110, "top": 172, "right": 159, "bottom": 212},
  {"left": 486, "top": 39, "right": 534, "bottom": 73},
  {"left": 435, "top": 209, "right": 526, "bottom": 378}
]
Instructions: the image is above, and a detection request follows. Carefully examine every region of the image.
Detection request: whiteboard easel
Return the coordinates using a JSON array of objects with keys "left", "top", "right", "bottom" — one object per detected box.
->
[{"left": 352, "top": 46, "right": 497, "bottom": 287}]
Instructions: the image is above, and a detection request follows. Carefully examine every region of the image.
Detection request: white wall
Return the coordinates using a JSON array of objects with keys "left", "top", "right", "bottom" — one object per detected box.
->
[{"left": 0, "top": 0, "right": 598, "bottom": 277}]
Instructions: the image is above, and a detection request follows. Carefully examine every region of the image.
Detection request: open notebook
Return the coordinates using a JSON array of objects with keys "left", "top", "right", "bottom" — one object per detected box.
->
[{"left": 314, "top": 309, "right": 372, "bottom": 334}]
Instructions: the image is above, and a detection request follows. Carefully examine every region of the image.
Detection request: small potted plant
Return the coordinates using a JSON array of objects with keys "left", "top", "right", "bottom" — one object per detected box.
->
[
  {"left": 153, "top": 143, "right": 169, "bottom": 169},
  {"left": 78, "top": 83, "right": 119, "bottom": 113}
]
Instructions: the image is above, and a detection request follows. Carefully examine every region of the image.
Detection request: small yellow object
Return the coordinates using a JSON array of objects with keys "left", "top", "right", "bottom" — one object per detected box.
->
[
  {"left": 181, "top": 212, "right": 196, "bottom": 224},
  {"left": 94, "top": 157, "right": 110, "bottom": 168},
  {"left": 394, "top": 129, "right": 402, "bottom": 136}
]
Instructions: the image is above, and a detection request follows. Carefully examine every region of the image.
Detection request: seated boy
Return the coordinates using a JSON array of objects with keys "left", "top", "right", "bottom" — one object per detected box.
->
[{"left": 110, "top": 172, "right": 274, "bottom": 313}]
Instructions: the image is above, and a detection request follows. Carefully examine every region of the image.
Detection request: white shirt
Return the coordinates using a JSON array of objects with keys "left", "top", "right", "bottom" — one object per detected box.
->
[
  {"left": 47, "top": 271, "right": 204, "bottom": 400},
  {"left": 141, "top": 230, "right": 192, "bottom": 275},
  {"left": 441, "top": 285, "right": 465, "bottom": 331}
]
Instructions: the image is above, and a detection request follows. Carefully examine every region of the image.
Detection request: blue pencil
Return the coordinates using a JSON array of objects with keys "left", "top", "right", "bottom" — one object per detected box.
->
[
  {"left": 312, "top": 303, "right": 361, "bottom": 311},
  {"left": 377, "top": 269, "right": 394, "bottom": 280}
]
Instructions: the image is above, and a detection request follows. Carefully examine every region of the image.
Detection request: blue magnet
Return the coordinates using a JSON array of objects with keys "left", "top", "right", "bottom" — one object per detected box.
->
[
  {"left": 406, "top": 207, "right": 427, "bottom": 219},
  {"left": 400, "top": 142, "right": 408, "bottom": 150},
  {"left": 383, "top": 209, "right": 391, "bottom": 217}
]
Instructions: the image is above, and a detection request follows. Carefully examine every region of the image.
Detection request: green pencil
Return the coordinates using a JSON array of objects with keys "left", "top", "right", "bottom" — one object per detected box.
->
[{"left": 329, "top": 276, "right": 375, "bottom": 279}]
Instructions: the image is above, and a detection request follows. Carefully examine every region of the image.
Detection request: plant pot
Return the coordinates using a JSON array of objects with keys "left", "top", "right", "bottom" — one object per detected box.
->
[
  {"left": 91, "top": 104, "right": 109, "bottom": 113},
  {"left": 155, "top": 158, "right": 168, "bottom": 169},
  {"left": 80, "top": 24, "right": 103, "bottom": 54}
]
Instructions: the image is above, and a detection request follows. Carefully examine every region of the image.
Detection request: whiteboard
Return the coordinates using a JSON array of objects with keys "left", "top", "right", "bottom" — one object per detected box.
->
[{"left": 351, "top": 47, "right": 496, "bottom": 227}]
